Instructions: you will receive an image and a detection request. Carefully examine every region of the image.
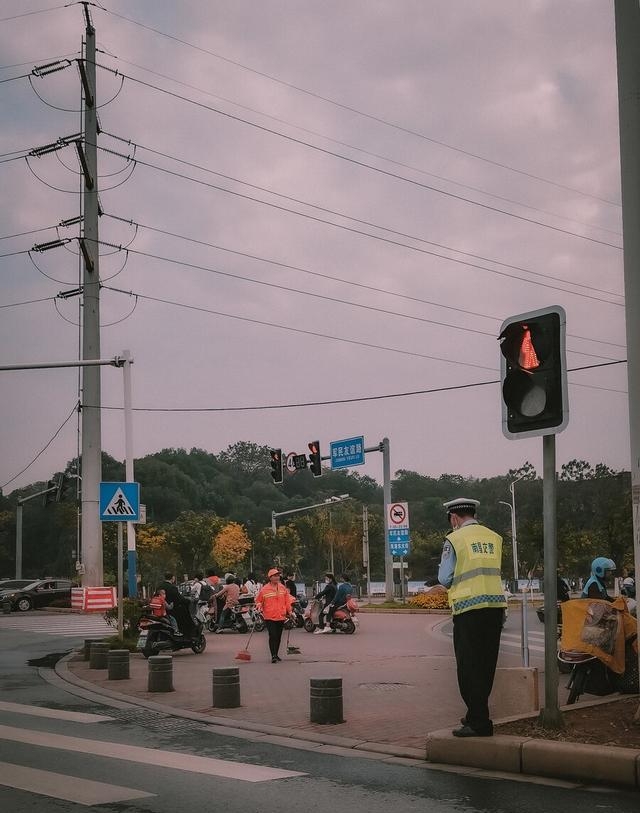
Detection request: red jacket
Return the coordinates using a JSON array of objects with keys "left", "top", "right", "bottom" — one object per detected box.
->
[{"left": 256, "top": 583, "right": 294, "bottom": 621}]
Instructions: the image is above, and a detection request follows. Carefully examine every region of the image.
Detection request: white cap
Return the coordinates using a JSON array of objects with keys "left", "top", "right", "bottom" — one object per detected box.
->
[{"left": 443, "top": 497, "right": 480, "bottom": 513}]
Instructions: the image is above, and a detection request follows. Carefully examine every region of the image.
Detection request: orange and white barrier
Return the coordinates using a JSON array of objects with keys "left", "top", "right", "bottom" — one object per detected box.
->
[{"left": 71, "top": 587, "right": 116, "bottom": 612}]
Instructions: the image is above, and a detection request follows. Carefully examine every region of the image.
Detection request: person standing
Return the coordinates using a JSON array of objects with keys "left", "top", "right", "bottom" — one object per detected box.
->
[
  {"left": 438, "top": 498, "right": 507, "bottom": 738},
  {"left": 255, "top": 568, "right": 295, "bottom": 662}
]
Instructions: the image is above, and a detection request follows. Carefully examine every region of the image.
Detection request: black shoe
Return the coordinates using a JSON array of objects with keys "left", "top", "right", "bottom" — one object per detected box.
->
[
  {"left": 271, "top": 656, "right": 279, "bottom": 663},
  {"left": 275, "top": 655, "right": 281, "bottom": 662},
  {"left": 452, "top": 724, "right": 493, "bottom": 738}
]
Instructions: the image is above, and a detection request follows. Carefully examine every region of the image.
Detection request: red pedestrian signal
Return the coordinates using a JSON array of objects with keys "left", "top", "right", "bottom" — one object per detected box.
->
[
  {"left": 499, "top": 306, "right": 568, "bottom": 439},
  {"left": 308, "top": 440, "right": 322, "bottom": 477}
]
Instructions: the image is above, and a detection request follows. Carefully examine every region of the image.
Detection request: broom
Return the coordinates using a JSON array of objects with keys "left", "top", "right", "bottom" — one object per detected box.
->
[
  {"left": 286, "top": 624, "right": 301, "bottom": 655},
  {"left": 235, "top": 622, "right": 256, "bottom": 661}
]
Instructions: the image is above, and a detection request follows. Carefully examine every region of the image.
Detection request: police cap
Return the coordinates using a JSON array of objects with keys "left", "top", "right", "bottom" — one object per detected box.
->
[{"left": 443, "top": 497, "right": 480, "bottom": 515}]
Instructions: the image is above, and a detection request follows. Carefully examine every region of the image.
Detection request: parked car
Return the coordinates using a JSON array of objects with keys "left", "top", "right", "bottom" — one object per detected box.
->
[{"left": 0, "top": 578, "right": 74, "bottom": 612}]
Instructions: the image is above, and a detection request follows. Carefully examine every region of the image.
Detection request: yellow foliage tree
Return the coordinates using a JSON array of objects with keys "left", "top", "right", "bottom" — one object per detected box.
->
[{"left": 213, "top": 522, "right": 251, "bottom": 572}]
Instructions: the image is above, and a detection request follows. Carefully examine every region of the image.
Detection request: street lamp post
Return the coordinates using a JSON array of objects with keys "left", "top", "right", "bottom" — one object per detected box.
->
[{"left": 498, "top": 472, "right": 529, "bottom": 667}]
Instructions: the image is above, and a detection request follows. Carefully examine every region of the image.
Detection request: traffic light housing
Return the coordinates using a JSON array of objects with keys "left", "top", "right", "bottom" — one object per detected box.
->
[
  {"left": 43, "top": 479, "right": 57, "bottom": 507},
  {"left": 499, "top": 306, "right": 568, "bottom": 439},
  {"left": 308, "top": 440, "right": 322, "bottom": 477},
  {"left": 269, "top": 448, "right": 283, "bottom": 484}
]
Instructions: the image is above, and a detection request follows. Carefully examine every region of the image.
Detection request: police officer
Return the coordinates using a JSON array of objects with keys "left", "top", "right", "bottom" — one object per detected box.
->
[{"left": 438, "top": 497, "right": 507, "bottom": 737}]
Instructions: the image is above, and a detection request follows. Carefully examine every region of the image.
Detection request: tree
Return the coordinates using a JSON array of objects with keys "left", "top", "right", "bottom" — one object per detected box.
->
[
  {"left": 213, "top": 522, "right": 251, "bottom": 572},
  {"left": 135, "top": 525, "right": 172, "bottom": 590},
  {"left": 165, "top": 511, "right": 222, "bottom": 575}
]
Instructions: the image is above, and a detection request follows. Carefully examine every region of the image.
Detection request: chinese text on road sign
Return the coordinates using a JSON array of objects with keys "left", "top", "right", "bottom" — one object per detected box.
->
[
  {"left": 387, "top": 501, "right": 410, "bottom": 556},
  {"left": 330, "top": 436, "right": 365, "bottom": 469}
]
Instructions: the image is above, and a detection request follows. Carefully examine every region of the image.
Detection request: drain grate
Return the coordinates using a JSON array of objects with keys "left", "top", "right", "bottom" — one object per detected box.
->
[{"left": 358, "top": 682, "right": 414, "bottom": 692}]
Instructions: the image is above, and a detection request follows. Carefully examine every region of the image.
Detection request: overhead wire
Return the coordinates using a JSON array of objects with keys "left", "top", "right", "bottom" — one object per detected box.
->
[
  {"left": 0, "top": 3, "right": 72, "bottom": 24},
  {"left": 95, "top": 47, "right": 621, "bottom": 240},
  {"left": 95, "top": 238, "right": 621, "bottom": 362},
  {"left": 0, "top": 295, "right": 56, "bottom": 309},
  {"left": 96, "top": 4, "right": 620, "bottom": 209},
  {"left": 0, "top": 400, "right": 79, "bottom": 491},
  {"left": 101, "top": 212, "right": 625, "bottom": 352},
  {"left": 95, "top": 142, "right": 623, "bottom": 307},
  {"left": 93, "top": 359, "right": 627, "bottom": 414},
  {"left": 97, "top": 66, "right": 622, "bottom": 250},
  {"left": 100, "top": 133, "right": 622, "bottom": 301}
]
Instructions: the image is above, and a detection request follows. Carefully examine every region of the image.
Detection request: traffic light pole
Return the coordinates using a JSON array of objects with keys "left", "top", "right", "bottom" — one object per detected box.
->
[
  {"left": 614, "top": 0, "right": 640, "bottom": 718},
  {"left": 539, "top": 434, "right": 562, "bottom": 729},
  {"left": 14, "top": 486, "right": 56, "bottom": 579}
]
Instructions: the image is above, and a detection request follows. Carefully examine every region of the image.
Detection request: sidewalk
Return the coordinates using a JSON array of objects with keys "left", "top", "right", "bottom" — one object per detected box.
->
[{"left": 56, "top": 612, "right": 640, "bottom": 789}]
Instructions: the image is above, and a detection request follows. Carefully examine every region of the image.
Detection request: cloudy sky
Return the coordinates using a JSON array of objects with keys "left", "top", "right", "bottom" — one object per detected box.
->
[{"left": 0, "top": 0, "right": 629, "bottom": 493}]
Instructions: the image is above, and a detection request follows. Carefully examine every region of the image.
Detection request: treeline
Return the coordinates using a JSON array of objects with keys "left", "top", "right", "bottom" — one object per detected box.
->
[{"left": 0, "top": 443, "right": 633, "bottom": 589}]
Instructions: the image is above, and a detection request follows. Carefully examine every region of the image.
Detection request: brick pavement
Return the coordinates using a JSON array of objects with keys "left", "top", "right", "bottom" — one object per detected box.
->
[{"left": 68, "top": 612, "right": 531, "bottom": 749}]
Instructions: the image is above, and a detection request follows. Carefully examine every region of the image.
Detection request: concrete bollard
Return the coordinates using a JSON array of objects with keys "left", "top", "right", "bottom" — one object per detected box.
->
[
  {"left": 107, "top": 649, "right": 130, "bottom": 681},
  {"left": 148, "top": 655, "right": 173, "bottom": 692},
  {"left": 89, "top": 641, "right": 109, "bottom": 670},
  {"left": 2, "top": 601, "right": 11, "bottom": 615},
  {"left": 310, "top": 677, "right": 344, "bottom": 724},
  {"left": 212, "top": 667, "right": 241, "bottom": 708},
  {"left": 83, "top": 638, "right": 105, "bottom": 661}
]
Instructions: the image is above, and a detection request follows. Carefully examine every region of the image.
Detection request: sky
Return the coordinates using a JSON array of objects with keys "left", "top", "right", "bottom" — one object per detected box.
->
[{"left": 0, "top": 0, "right": 630, "bottom": 494}]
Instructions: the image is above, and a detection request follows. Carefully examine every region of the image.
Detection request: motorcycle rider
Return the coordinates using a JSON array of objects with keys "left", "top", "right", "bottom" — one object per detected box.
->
[
  {"left": 313, "top": 573, "right": 337, "bottom": 633},
  {"left": 158, "top": 573, "right": 185, "bottom": 634},
  {"left": 318, "top": 573, "right": 353, "bottom": 633},
  {"left": 582, "top": 557, "right": 616, "bottom": 601},
  {"left": 149, "top": 588, "right": 179, "bottom": 633},
  {"left": 214, "top": 574, "right": 241, "bottom": 632}
]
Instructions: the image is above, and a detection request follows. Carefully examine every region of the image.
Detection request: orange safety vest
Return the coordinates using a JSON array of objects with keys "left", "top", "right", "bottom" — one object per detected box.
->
[{"left": 256, "top": 583, "right": 294, "bottom": 621}]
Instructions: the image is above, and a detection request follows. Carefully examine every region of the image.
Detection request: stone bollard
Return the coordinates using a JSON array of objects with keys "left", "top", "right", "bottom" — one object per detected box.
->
[
  {"left": 212, "top": 667, "right": 241, "bottom": 708},
  {"left": 89, "top": 641, "right": 109, "bottom": 670},
  {"left": 310, "top": 677, "right": 344, "bottom": 724},
  {"left": 83, "top": 638, "right": 105, "bottom": 661},
  {"left": 2, "top": 600, "right": 11, "bottom": 615},
  {"left": 107, "top": 649, "right": 130, "bottom": 681},
  {"left": 148, "top": 655, "right": 173, "bottom": 692}
]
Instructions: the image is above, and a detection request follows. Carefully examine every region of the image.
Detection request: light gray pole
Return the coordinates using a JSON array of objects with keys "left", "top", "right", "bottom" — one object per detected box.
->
[
  {"left": 117, "top": 521, "right": 124, "bottom": 639},
  {"left": 80, "top": 5, "right": 103, "bottom": 587},
  {"left": 122, "top": 351, "right": 137, "bottom": 597},
  {"left": 539, "top": 434, "right": 562, "bottom": 728},
  {"left": 362, "top": 505, "right": 370, "bottom": 599},
  {"left": 382, "top": 437, "right": 393, "bottom": 600},
  {"left": 614, "top": 0, "right": 640, "bottom": 712},
  {"left": 15, "top": 504, "right": 22, "bottom": 580}
]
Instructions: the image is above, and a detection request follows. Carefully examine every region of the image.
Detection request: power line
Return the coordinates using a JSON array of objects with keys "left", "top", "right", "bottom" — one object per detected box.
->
[
  {"left": 96, "top": 48, "right": 621, "bottom": 241},
  {"left": 101, "top": 211, "right": 625, "bottom": 351},
  {"left": 96, "top": 239, "right": 621, "bottom": 363},
  {"left": 0, "top": 400, "right": 78, "bottom": 491},
  {"left": 100, "top": 133, "right": 623, "bottom": 301},
  {"left": 92, "top": 359, "right": 627, "bottom": 414},
  {"left": 103, "top": 283, "right": 497, "bottom": 371},
  {"left": 0, "top": 3, "right": 70, "bottom": 24},
  {"left": 95, "top": 143, "right": 624, "bottom": 307},
  {"left": 96, "top": 5, "right": 620, "bottom": 209},
  {"left": 101, "top": 67, "right": 622, "bottom": 250},
  {"left": 0, "top": 296, "right": 55, "bottom": 310}
]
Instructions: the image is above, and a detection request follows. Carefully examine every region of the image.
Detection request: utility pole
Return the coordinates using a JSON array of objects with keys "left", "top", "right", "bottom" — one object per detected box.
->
[
  {"left": 381, "top": 437, "right": 393, "bottom": 600},
  {"left": 79, "top": 2, "right": 103, "bottom": 586},
  {"left": 614, "top": 0, "right": 640, "bottom": 715}
]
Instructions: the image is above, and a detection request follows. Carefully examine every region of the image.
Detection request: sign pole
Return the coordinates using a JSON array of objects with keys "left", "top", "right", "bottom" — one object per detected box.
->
[
  {"left": 117, "top": 521, "right": 124, "bottom": 640},
  {"left": 382, "top": 437, "right": 394, "bottom": 601}
]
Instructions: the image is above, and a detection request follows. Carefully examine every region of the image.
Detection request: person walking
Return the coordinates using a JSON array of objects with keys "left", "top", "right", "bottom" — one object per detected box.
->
[
  {"left": 438, "top": 497, "right": 507, "bottom": 738},
  {"left": 255, "top": 568, "right": 295, "bottom": 662}
]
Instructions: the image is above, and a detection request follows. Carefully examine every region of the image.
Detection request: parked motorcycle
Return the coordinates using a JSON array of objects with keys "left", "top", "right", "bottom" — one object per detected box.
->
[
  {"left": 207, "top": 600, "right": 263, "bottom": 634},
  {"left": 303, "top": 597, "right": 358, "bottom": 634},
  {"left": 137, "top": 598, "right": 206, "bottom": 658}
]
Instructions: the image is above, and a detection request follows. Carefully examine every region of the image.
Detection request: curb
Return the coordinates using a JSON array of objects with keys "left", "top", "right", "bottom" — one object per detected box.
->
[{"left": 50, "top": 649, "right": 640, "bottom": 788}]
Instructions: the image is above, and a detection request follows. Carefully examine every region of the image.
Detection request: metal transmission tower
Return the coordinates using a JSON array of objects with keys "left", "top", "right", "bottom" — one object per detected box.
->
[{"left": 79, "top": 2, "right": 103, "bottom": 586}]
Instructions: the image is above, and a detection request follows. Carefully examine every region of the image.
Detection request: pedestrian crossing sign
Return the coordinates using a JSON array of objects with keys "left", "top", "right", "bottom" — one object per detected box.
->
[{"left": 99, "top": 482, "right": 140, "bottom": 522}]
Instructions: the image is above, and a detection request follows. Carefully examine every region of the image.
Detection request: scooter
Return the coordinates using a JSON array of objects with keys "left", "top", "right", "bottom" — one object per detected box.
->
[
  {"left": 209, "top": 603, "right": 251, "bottom": 634},
  {"left": 137, "top": 598, "right": 207, "bottom": 657},
  {"left": 303, "top": 597, "right": 358, "bottom": 634}
]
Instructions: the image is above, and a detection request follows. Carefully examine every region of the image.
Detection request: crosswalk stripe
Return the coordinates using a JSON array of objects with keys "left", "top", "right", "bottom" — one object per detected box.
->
[
  {"left": 0, "top": 701, "right": 112, "bottom": 723},
  {"left": 0, "top": 724, "right": 306, "bottom": 782},
  {"left": 0, "top": 761, "right": 154, "bottom": 806}
]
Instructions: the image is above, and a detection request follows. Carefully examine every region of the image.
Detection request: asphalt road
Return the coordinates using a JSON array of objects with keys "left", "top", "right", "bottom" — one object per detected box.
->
[{"left": 0, "top": 619, "right": 638, "bottom": 811}]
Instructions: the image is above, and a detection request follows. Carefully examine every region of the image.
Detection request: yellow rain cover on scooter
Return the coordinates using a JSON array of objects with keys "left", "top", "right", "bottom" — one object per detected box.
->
[{"left": 560, "top": 597, "right": 634, "bottom": 674}]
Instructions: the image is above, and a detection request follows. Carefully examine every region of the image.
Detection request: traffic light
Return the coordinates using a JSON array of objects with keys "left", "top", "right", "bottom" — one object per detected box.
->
[
  {"left": 499, "top": 305, "right": 568, "bottom": 439},
  {"left": 308, "top": 440, "right": 322, "bottom": 477},
  {"left": 269, "top": 448, "right": 283, "bottom": 484},
  {"left": 43, "top": 479, "right": 57, "bottom": 507},
  {"left": 55, "top": 472, "right": 70, "bottom": 502}
]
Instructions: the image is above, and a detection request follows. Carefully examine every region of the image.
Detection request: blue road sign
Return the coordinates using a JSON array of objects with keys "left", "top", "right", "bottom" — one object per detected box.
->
[
  {"left": 330, "top": 436, "right": 365, "bottom": 469},
  {"left": 99, "top": 482, "right": 140, "bottom": 522},
  {"left": 388, "top": 527, "right": 410, "bottom": 557}
]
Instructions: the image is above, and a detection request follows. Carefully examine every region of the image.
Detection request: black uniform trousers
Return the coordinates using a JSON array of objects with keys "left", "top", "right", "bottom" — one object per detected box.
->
[
  {"left": 265, "top": 619, "right": 285, "bottom": 657},
  {"left": 452, "top": 607, "right": 504, "bottom": 734}
]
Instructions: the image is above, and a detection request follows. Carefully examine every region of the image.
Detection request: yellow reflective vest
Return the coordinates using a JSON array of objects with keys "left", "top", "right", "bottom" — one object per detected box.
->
[{"left": 446, "top": 524, "right": 507, "bottom": 616}]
